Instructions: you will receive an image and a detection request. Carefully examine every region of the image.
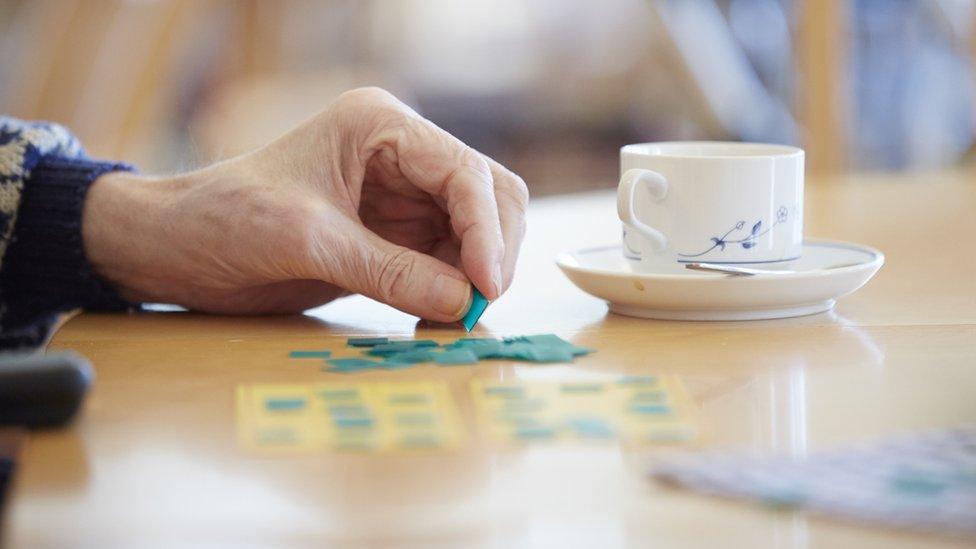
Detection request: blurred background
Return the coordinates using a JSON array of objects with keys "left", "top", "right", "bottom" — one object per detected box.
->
[{"left": 1, "top": 0, "right": 973, "bottom": 195}]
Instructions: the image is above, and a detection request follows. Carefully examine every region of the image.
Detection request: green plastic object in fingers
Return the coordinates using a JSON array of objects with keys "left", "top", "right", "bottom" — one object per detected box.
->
[{"left": 461, "top": 287, "right": 490, "bottom": 332}]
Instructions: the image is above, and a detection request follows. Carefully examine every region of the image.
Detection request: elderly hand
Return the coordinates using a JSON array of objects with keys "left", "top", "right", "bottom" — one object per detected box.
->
[{"left": 82, "top": 87, "right": 528, "bottom": 321}]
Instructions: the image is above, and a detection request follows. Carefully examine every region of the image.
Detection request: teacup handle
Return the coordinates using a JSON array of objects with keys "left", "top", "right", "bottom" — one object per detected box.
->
[{"left": 617, "top": 168, "right": 669, "bottom": 253}]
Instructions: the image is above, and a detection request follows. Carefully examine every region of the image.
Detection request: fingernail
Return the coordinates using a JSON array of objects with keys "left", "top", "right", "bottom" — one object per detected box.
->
[
  {"left": 430, "top": 274, "right": 473, "bottom": 319},
  {"left": 491, "top": 264, "right": 503, "bottom": 298}
]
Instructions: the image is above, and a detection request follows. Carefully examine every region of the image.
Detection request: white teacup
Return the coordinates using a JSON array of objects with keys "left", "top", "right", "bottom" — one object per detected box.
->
[{"left": 618, "top": 141, "right": 804, "bottom": 273}]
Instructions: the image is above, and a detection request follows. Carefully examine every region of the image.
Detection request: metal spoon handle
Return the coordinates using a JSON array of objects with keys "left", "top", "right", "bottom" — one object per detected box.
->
[{"left": 684, "top": 262, "right": 796, "bottom": 276}]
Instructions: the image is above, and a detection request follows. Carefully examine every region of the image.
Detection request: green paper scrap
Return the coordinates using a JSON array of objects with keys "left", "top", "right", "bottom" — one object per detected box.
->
[
  {"left": 760, "top": 489, "right": 806, "bottom": 509},
  {"left": 501, "top": 398, "right": 547, "bottom": 414},
  {"left": 450, "top": 338, "right": 501, "bottom": 346},
  {"left": 320, "top": 333, "right": 596, "bottom": 374},
  {"left": 462, "top": 287, "right": 490, "bottom": 331},
  {"left": 515, "top": 426, "right": 556, "bottom": 439},
  {"left": 490, "top": 342, "right": 573, "bottom": 363},
  {"left": 491, "top": 342, "right": 533, "bottom": 360},
  {"left": 347, "top": 337, "right": 390, "bottom": 347},
  {"left": 523, "top": 346, "right": 575, "bottom": 363},
  {"left": 333, "top": 416, "right": 375, "bottom": 428},
  {"left": 568, "top": 417, "right": 616, "bottom": 438},
  {"left": 264, "top": 397, "right": 307, "bottom": 411},
  {"left": 288, "top": 350, "right": 332, "bottom": 359},
  {"left": 366, "top": 340, "right": 439, "bottom": 356},
  {"left": 461, "top": 341, "right": 506, "bottom": 359},
  {"left": 379, "top": 360, "right": 416, "bottom": 370},
  {"left": 433, "top": 349, "right": 479, "bottom": 365},
  {"left": 326, "top": 358, "right": 383, "bottom": 372},
  {"left": 889, "top": 474, "right": 948, "bottom": 496},
  {"left": 618, "top": 375, "right": 658, "bottom": 386},
  {"left": 631, "top": 390, "right": 668, "bottom": 403},
  {"left": 496, "top": 413, "right": 542, "bottom": 427},
  {"left": 505, "top": 334, "right": 593, "bottom": 356},
  {"left": 628, "top": 404, "right": 673, "bottom": 415},
  {"left": 383, "top": 349, "right": 436, "bottom": 364}
]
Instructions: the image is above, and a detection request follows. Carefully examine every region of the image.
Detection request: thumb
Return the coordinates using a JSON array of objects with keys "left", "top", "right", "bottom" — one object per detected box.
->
[{"left": 327, "top": 224, "right": 473, "bottom": 322}]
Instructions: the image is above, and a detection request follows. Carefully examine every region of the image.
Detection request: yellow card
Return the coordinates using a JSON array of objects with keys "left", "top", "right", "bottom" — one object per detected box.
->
[
  {"left": 471, "top": 376, "right": 698, "bottom": 445},
  {"left": 236, "top": 381, "right": 463, "bottom": 453}
]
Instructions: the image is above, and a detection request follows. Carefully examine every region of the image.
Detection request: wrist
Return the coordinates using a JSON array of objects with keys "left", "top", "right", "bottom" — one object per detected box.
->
[{"left": 81, "top": 171, "right": 183, "bottom": 304}]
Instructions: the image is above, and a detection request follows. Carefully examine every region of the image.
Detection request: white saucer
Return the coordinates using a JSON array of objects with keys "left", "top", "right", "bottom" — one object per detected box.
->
[{"left": 555, "top": 239, "right": 884, "bottom": 321}]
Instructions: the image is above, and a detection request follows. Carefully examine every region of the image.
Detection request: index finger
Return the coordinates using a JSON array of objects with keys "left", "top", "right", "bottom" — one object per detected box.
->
[{"left": 483, "top": 155, "right": 529, "bottom": 293}]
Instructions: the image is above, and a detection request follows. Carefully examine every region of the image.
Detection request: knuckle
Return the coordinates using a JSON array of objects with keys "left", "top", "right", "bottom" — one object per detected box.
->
[
  {"left": 372, "top": 248, "right": 414, "bottom": 302},
  {"left": 331, "top": 87, "right": 409, "bottom": 132},
  {"left": 501, "top": 172, "right": 530, "bottom": 208},
  {"left": 459, "top": 147, "right": 491, "bottom": 177},
  {"left": 442, "top": 147, "right": 493, "bottom": 197},
  {"left": 337, "top": 86, "right": 397, "bottom": 107}
]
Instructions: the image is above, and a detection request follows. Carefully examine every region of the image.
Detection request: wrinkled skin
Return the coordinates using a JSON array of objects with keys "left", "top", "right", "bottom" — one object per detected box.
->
[{"left": 83, "top": 87, "right": 529, "bottom": 321}]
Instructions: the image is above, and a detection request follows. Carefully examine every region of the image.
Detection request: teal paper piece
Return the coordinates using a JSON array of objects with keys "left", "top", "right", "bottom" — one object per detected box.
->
[
  {"left": 503, "top": 334, "right": 593, "bottom": 356},
  {"left": 628, "top": 404, "right": 673, "bottom": 415},
  {"left": 523, "top": 347, "right": 575, "bottom": 363},
  {"left": 568, "top": 417, "right": 616, "bottom": 438},
  {"left": 492, "top": 342, "right": 534, "bottom": 360},
  {"left": 382, "top": 349, "right": 435, "bottom": 364},
  {"left": 501, "top": 398, "right": 547, "bottom": 413},
  {"left": 288, "top": 350, "right": 332, "bottom": 359},
  {"left": 618, "top": 375, "right": 658, "bottom": 386},
  {"left": 495, "top": 413, "right": 542, "bottom": 427},
  {"left": 443, "top": 339, "right": 505, "bottom": 359},
  {"left": 889, "top": 474, "right": 949, "bottom": 496},
  {"left": 379, "top": 360, "right": 416, "bottom": 370},
  {"left": 366, "top": 340, "right": 439, "bottom": 356},
  {"left": 333, "top": 416, "right": 375, "bottom": 428},
  {"left": 760, "top": 490, "right": 806, "bottom": 508},
  {"left": 326, "top": 358, "right": 382, "bottom": 372},
  {"left": 347, "top": 337, "right": 389, "bottom": 347},
  {"left": 515, "top": 426, "right": 556, "bottom": 439},
  {"left": 450, "top": 338, "right": 500, "bottom": 346},
  {"left": 264, "top": 397, "right": 307, "bottom": 411},
  {"left": 461, "top": 287, "right": 490, "bottom": 331},
  {"left": 631, "top": 390, "right": 668, "bottom": 403},
  {"left": 434, "top": 349, "right": 479, "bottom": 365},
  {"left": 319, "top": 388, "right": 359, "bottom": 400}
]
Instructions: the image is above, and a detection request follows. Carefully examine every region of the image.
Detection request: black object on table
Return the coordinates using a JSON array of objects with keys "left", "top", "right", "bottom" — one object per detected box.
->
[
  {"left": 0, "top": 352, "right": 93, "bottom": 428},
  {"left": 0, "top": 352, "right": 93, "bottom": 523}
]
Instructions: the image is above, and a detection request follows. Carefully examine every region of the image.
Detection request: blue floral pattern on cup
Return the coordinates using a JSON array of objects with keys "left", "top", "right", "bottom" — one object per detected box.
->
[{"left": 678, "top": 206, "right": 789, "bottom": 258}]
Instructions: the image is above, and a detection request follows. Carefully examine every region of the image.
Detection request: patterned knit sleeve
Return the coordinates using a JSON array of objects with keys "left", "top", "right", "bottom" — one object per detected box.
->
[{"left": 0, "top": 117, "right": 136, "bottom": 349}]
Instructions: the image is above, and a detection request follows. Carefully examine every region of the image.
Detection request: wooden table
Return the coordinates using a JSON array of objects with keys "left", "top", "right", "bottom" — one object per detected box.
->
[{"left": 6, "top": 169, "right": 976, "bottom": 548}]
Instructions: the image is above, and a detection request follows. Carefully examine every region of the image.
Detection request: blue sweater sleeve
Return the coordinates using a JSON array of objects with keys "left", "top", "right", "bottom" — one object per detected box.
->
[{"left": 0, "top": 117, "right": 136, "bottom": 349}]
